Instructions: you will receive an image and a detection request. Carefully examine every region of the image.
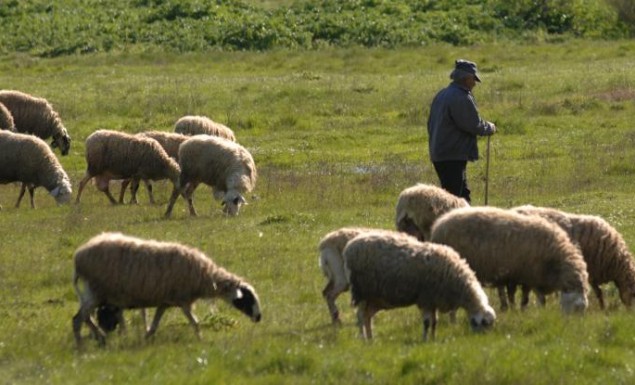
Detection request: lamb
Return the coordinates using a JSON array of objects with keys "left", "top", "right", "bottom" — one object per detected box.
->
[
  {"left": 318, "top": 227, "right": 388, "bottom": 324},
  {"left": 164, "top": 135, "right": 257, "bottom": 217},
  {"left": 0, "top": 131, "right": 72, "bottom": 207},
  {"left": 75, "top": 130, "right": 181, "bottom": 205},
  {"left": 395, "top": 183, "right": 469, "bottom": 241},
  {"left": 513, "top": 205, "right": 635, "bottom": 310},
  {"left": 0, "top": 90, "right": 71, "bottom": 155},
  {"left": 343, "top": 230, "right": 496, "bottom": 340},
  {"left": 117, "top": 131, "right": 190, "bottom": 204},
  {"left": 72, "top": 232, "right": 262, "bottom": 346},
  {"left": 430, "top": 206, "right": 589, "bottom": 314},
  {"left": 0, "top": 102, "right": 15, "bottom": 131},
  {"left": 174, "top": 115, "right": 236, "bottom": 142}
]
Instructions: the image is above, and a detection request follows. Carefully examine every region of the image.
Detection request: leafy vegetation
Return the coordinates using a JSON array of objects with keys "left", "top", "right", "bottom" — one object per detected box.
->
[{"left": 0, "top": 0, "right": 629, "bottom": 57}]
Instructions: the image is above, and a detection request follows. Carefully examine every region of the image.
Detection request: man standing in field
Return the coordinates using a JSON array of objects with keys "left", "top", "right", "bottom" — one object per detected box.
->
[{"left": 427, "top": 59, "right": 496, "bottom": 204}]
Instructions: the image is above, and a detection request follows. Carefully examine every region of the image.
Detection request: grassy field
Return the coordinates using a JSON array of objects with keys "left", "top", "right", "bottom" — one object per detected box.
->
[{"left": 1, "top": 40, "right": 635, "bottom": 384}]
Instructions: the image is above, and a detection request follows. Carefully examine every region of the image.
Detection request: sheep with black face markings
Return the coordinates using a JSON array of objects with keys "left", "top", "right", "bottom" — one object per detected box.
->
[
  {"left": 513, "top": 205, "right": 635, "bottom": 310},
  {"left": 395, "top": 183, "right": 469, "bottom": 241},
  {"left": 430, "top": 206, "right": 589, "bottom": 314},
  {"left": 174, "top": 115, "right": 236, "bottom": 142},
  {"left": 0, "top": 131, "right": 72, "bottom": 207},
  {"left": 343, "top": 230, "right": 496, "bottom": 340},
  {"left": 164, "top": 135, "right": 256, "bottom": 217},
  {"left": 72, "top": 232, "right": 262, "bottom": 346},
  {"left": 75, "top": 130, "right": 180, "bottom": 205}
]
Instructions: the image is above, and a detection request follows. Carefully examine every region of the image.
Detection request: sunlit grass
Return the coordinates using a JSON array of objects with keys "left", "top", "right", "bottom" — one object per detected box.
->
[{"left": 1, "top": 41, "right": 635, "bottom": 384}]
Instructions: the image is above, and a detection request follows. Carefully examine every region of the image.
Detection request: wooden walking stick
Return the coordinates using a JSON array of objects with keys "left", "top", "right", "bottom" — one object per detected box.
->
[{"left": 484, "top": 135, "right": 491, "bottom": 205}]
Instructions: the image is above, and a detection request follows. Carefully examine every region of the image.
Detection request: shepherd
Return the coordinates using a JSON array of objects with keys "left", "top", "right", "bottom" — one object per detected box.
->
[{"left": 427, "top": 59, "right": 496, "bottom": 204}]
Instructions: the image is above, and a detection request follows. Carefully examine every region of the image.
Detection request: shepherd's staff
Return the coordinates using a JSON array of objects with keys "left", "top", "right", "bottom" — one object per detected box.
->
[{"left": 484, "top": 134, "right": 491, "bottom": 205}]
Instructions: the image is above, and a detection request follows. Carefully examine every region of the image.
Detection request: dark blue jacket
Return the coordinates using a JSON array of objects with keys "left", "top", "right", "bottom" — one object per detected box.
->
[{"left": 427, "top": 82, "right": 494, "bottom": 162}]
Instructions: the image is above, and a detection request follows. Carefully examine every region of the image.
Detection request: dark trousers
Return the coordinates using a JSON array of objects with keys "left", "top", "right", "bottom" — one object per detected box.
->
[{"left": 433, "top": 160, "right": 471, "bottom": 204}]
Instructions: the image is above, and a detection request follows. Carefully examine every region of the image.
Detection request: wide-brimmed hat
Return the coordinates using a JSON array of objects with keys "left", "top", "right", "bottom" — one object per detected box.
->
[{"left": 451, "top": 59, "right": 481, "bottom": 82}]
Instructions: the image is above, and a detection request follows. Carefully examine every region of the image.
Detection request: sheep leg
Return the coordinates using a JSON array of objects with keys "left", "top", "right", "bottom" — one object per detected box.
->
[
  {"left": 322, "top": 281, "right": 342, "bottom": 325},
  {"left": 506, "top": 283, "right": 517, "bottom": 308},
  {"left": 184, "top": 182, "right": 199, "bottom": 216},
  {"left": 144, "top": 180, "right": 155, "bottom": 205},
  {"left": 164, "top": 186, "right": 181, "bottom": 217},
  {"left": 140, "top": 308, "right": 148, "bottom": 331},
  {"left": 592, "top": 284, "right": 605, "bottom": 310},
  {"left": 27, "top": 185, "right": 36, "bottom": 209},
  {"left": 75, "top": 173, "right": 93, "bottom": 204},
  {"left": 421, "top": 309, "right": 437, "bottom": 341},
  {"left": 15, "top": 183, "right": 27, "bottom": 208},
  {"left": 520, "top": 286, "right": 535, "bottom": 309},
  {"left": 145, "top": 306, "right": 167, "bottom": 338},
  {"left": 180, "top": 304, "right": 201, "bottom": 339},
  {"left": 118, "top": 180, "right": 130, "bottom": 204},
  {"left": 497, "top": 285, "right": 509, "bottom": 311},
  {"left": 356, "top": 301, "right": 376, "bottom": 340},
  {"left": 73, "top": 304, "right": 105, "bottom": 346},
  {"left": 129, "top": 178, "right": 140, "bottom": 205}
]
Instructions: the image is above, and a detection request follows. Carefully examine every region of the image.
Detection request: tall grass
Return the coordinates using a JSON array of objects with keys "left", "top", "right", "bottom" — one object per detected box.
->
[{"left": 1, "top": 41, "right": 635, "bottom": 384}]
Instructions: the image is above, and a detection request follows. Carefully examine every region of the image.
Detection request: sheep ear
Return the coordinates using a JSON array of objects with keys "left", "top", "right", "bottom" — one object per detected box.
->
[{"left": 234, "top": 287, "right": 244, "bottom": 299}]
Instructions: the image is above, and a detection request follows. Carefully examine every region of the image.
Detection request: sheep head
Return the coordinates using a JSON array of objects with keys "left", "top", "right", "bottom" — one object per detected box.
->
[
  {"left": 560, "top": 291, "right": 588, "bottom": 313},
  {"left": 51, "top": 131, "right": 71, "bottom": 156},
  {"left": 225, "top": 283, "right": 262, "bottom": 323},
  {"left": 469, "top": 304, "right": 496, "bottom": 332},
  {"left": 222, "top": 190, "right": 247, "bottom": 216},
  {"left": 50, "top": 179, "right": 72, "bottom": 205}
]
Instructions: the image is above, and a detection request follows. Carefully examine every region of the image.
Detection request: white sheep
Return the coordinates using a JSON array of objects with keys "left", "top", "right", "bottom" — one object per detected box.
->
[
  {"left": 513, "top": 205, "right": 635, "bottom": 310},
  {"left": 75, "top": 130, "right": 181, "bottom": 205},
  {"left": 395, "top": 183, "right": 469, "bottom": 241},
  {"left": 318, "top": 227, "right": 387, "bottom": 324},
  {"left": 117, "top": 131, "right": 190, "bottom": 204},
  {"left": 430, "top": 206, "right": 589, "bottom": 314},
  {"left": 0, "top": 90, "right": 71, "bottom": 155},
  {"left": 0, "top": 131, "right": 72, "bottom": 207},
  {"left": 174, "top": 115, "right": 236, "bottom": 142},
  {"left": 343, "top": 230, "right": 496, "bottom": 340},
  {"left": 0, "top": 102, "right": 15, "bottom": 131},
  {"left": 72, "top": 232, "right": 262, "bottom": 346},
  {"left": 164, "top": 135, "right": 256, "bottom": 217}
]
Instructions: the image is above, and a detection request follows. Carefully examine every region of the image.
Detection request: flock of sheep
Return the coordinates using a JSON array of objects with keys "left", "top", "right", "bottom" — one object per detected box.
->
[
  {"left": 0, "top": 90, "right": 261, "bottom": 346},
  {"left": 319, "top": 183, "right": 635, "bottom": 340},
  {"left": 2, "top": 89, "right": 634, "bottom": 347}
]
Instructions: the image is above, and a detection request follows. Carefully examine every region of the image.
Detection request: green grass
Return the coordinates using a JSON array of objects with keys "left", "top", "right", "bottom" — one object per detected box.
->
[{"left": 1, "top": 40, "right": 635, "bottom": 384}]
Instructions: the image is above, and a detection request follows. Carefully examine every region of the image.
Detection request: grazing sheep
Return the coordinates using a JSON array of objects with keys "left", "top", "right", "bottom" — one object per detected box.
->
[
  {"left": 430, "top": 206, "right": 589, "bottom": 314},
  {"left": 72, "top": 232, "right": 262, "bottom": 346},
  {"left": 0, "top": 131, "right": 72, "bottom": 206},
  {"left": 318, "top": 227, "right": 387, "bottom": 324},
  {"left": 343, "top": 230, "right": 496, "bottom": 340},
  {"left": 513, "top": 205, "right": 635, "bottom": 310},
  {"left": 117, "top": 131, "right": 190, "bottom": 204},
  {"left": 174, "top": 115, "right": 236, "bottom": 142},
  {"left": 395, "top": 183, "right": 469, "bottom": 241},
  {"left": 75, "top": 130, "right": 180, "bottom": 205},
  {"left": 0, "top": 102, "right": 15, "bottom": 131},
  {"left": 0, "top": 90, "right": 71, "bottom": 155},
  {"left": 568, "top": 213, "right": 635, "bottom": 309},
  {"left": 164, "top": 135, "right": 256, "bottom": 217}
]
